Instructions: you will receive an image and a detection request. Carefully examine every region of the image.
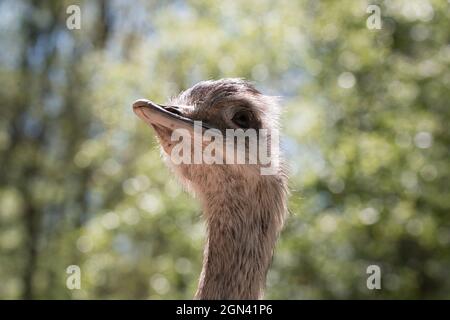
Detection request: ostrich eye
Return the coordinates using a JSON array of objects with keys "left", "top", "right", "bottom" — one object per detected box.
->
[{"left": 232, "top": 110, "right": 252, "bottom": 129}]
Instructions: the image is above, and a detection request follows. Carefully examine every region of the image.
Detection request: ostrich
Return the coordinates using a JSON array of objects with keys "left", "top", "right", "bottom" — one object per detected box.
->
[{"left": 132, "top": 78, "right": 288, "bottom": 299}]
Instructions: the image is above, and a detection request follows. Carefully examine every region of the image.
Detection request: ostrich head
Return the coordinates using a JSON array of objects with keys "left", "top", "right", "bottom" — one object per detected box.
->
[
  {"left": 133, "top": 78, "right": 283, "bottom": 200},
  {"left": 133, "top": 78, "right": 288, "bottom": 299}
]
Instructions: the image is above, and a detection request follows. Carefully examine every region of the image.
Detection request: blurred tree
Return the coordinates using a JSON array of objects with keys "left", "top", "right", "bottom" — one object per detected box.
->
[{"left": 0, "top": 0, "right": 448, "bottom": 299}]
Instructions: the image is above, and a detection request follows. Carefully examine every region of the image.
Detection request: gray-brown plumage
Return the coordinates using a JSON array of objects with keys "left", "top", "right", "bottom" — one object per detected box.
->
[{"left": 133, "top": 78, "right": 288, "bottom": 299}]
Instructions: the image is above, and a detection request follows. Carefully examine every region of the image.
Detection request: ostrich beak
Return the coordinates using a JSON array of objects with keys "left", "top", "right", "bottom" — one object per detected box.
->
[{"left": 132, "top": 99, "right": 211, "bottom": 133}]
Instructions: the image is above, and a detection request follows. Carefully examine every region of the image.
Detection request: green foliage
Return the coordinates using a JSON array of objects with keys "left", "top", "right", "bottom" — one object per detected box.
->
[{"left": 0, "top": 0, "right": 449, "bottom": 299}]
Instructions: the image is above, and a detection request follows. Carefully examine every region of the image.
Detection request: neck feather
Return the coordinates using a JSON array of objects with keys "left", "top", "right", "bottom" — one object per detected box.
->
[{"left": 194, "top": 174, "right": 287, "bottom": 299}]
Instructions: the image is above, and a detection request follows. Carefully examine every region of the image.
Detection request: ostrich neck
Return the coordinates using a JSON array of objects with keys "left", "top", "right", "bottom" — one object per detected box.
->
[{"left": 194, "top": 177, "right": 286, "bottom": 299}]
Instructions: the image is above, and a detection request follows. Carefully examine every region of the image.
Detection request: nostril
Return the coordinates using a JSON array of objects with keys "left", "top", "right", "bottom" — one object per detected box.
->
[{"left": 164, "top": 106, "right": 182, "bottom": 116}]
